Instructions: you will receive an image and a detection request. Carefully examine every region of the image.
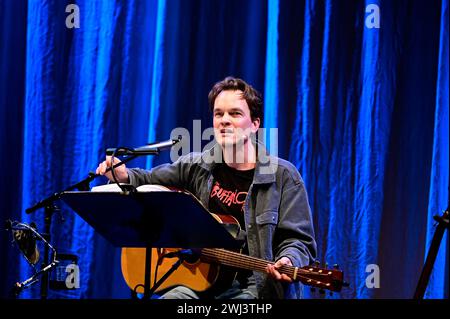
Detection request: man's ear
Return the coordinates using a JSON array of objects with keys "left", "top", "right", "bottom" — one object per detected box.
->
[{"left": 252, "top": 118, "right": 261, "bottom": 133}]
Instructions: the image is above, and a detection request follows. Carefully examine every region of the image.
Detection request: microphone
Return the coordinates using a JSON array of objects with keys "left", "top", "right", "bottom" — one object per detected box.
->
[
  {"left": 9, "top": 221, "right": 40, "bottom": 265},
  {"left": 106, "top": 136, "right": 182, "bottom": 156}
]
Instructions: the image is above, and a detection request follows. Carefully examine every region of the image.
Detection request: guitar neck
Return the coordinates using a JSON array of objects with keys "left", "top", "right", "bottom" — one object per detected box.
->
[{"left": 201, "top": 248, "right": 298, "bottom": 279}]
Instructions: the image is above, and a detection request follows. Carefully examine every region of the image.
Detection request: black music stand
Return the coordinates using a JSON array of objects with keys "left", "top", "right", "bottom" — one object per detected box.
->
[{"left": 60, "top": 190, "right": 241, "bottom": 299}]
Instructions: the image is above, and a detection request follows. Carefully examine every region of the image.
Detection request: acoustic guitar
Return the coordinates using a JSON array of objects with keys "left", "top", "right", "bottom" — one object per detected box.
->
[{"left": 121, "top": 213, "right": 345, "bottom": 295}]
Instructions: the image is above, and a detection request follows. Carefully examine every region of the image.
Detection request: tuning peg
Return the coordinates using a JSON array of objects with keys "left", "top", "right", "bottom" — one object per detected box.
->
[
  {"left": 325, "top": 262, "right": 328, "bottom": 269},
  {"left": 314, "top": 260, "right": 320, "bottom": 267},
  {"left": 333, "top": 264, "right": 339, "bottom": 269}
]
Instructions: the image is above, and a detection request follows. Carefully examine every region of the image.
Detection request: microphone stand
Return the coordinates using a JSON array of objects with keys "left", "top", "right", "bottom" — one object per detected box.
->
[
  {"left": 146, "top": 250, "right": 195, "bottom": 297},
  {"left": 413, "top": 211, "right": 449, "bottom": 299},
  {"left": 413, "top": 181, "right": 449, "bottom": 299},
  {"left": 13, "top": 260, "right": 59, "bottom": 297},
  {"left": 23, "top": 136, "right": 182, "bottom": 299}
]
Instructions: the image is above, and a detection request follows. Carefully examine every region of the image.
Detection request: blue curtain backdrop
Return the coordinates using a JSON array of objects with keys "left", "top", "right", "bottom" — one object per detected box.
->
[{"left": 0, "top": 0, "right": 448, "bottom": 299}]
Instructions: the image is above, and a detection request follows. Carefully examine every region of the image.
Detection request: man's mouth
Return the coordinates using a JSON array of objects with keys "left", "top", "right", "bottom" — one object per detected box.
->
[{"left": 220, "top": 129, "right": 234, "bottom": 134}]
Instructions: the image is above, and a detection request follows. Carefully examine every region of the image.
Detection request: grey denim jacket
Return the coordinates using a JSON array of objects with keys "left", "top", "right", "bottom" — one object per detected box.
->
[{"left": 127, "top": 143, "right": 317, "bottom": 299}]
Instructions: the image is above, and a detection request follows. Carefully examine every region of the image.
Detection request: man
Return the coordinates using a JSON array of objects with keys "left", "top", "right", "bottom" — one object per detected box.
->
[{"left": 96, "top": 77, "right": 316, "bottom": 299}]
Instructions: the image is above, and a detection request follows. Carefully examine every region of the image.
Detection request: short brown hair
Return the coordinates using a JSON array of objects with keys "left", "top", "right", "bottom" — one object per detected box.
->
[{"left": 208, "top": 76, "right": 263, "bottom": 125}]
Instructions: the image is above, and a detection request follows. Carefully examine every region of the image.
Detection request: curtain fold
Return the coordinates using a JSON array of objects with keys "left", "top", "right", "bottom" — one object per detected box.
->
[
  {"left": 424, "top": 0, "right": 448, "bottom": 299},
  {"left": 19, "top": 0, "right": 159, "bottom": 298},
  {"left": 0, "top": 0, "right": 28, "bottom": 298}
]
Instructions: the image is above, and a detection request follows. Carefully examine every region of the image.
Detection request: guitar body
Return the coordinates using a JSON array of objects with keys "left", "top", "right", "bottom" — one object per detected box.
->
[
  {"left": 121, "top": 213, "right": 241, "bottom": 294},
  {"left": 121, "top": 247, "right": 220, "bottom": 294}
]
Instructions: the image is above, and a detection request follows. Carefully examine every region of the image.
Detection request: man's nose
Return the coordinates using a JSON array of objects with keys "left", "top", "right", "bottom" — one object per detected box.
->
[{"left": 220, "top": 113, "right": 232, "bottom": 125}]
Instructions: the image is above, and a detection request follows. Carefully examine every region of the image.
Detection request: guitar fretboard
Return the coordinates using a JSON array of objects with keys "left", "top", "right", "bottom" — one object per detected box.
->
[
  {"left": 199, "top": 248, "right": 341, "bottom": 291},
  {"left": 201, "top": 248, "right": 300, "bottom": 279}
]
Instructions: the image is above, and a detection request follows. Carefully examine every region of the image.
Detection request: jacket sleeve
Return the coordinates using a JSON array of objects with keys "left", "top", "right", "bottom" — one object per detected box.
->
[
  {"left": 274, "top": 180, "right": 317, "bottom": 268},
  {"left": 126, "top": 153, "right": 196, "bottom": 189}
]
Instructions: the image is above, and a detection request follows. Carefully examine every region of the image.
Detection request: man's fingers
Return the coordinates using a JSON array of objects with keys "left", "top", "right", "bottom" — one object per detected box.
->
[
  {"left": 268, "top": 266, "right": 279, "bottom": 280},
  {"left": 274, "top": 257, "right": 292, "bottom": 269},
  {"left": 266, "top": 262, "right": 293, "bottom": 283},
  {"left": 280, "top": 274, "right": 293, "bottom": 283},
  {"left": 266, "top": 264, "right": 281, "bottom": 280},
  {"left": 105, "top": 155, "right": 121, "bottom": 166},
  {"left": 96, "top": 161, "right": 109, "bottom": 175},
  {"left": 96, "top": 163, "right": 103, "bottom": 175},
  {"left": 96, "top": 157, "right": 128, "bottom": 182}
]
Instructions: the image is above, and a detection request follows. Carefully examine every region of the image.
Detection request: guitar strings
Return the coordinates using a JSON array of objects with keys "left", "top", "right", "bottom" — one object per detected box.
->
[
  {"left": 201, "top": 249, "right": 333, "bottom": 288},
  {"left": 202, "top": 248, "right": 295, "bottom": 274},
  {"left": 201, "top": 248, "right": 331, "bottom": 280}
]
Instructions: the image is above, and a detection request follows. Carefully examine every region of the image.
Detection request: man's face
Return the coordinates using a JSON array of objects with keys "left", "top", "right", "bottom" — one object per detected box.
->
[{"left": 213, "top": 90, "right": 260, "bottom": 147}]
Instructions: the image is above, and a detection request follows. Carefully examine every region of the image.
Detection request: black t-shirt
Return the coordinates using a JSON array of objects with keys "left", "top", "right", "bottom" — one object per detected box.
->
[
  {"left": 209, "top": 162, "right": 255, "bottom": 284},
  {"left": 208, "top": 162, "right": 255, "bottom": 229}
]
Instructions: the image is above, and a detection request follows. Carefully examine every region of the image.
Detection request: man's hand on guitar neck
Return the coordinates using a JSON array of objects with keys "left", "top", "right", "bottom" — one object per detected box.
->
[{"left": 265, "top": 257, "right": 293, "bottom": 283}]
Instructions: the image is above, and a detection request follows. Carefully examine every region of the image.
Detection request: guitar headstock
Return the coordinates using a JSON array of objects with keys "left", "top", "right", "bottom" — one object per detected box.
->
[{"left": 298, "top": 262, "right": 348, "bottom": 292}]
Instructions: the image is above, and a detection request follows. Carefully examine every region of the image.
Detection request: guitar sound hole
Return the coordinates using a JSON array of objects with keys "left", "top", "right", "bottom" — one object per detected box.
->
[{"left": 183, "top": 253, "right": 200, "bottom": 264}]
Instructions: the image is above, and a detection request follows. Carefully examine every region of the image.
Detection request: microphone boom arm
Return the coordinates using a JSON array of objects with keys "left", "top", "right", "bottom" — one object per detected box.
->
[{"left": 25, "top": 136, "right": 182, "bottom": 214}]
